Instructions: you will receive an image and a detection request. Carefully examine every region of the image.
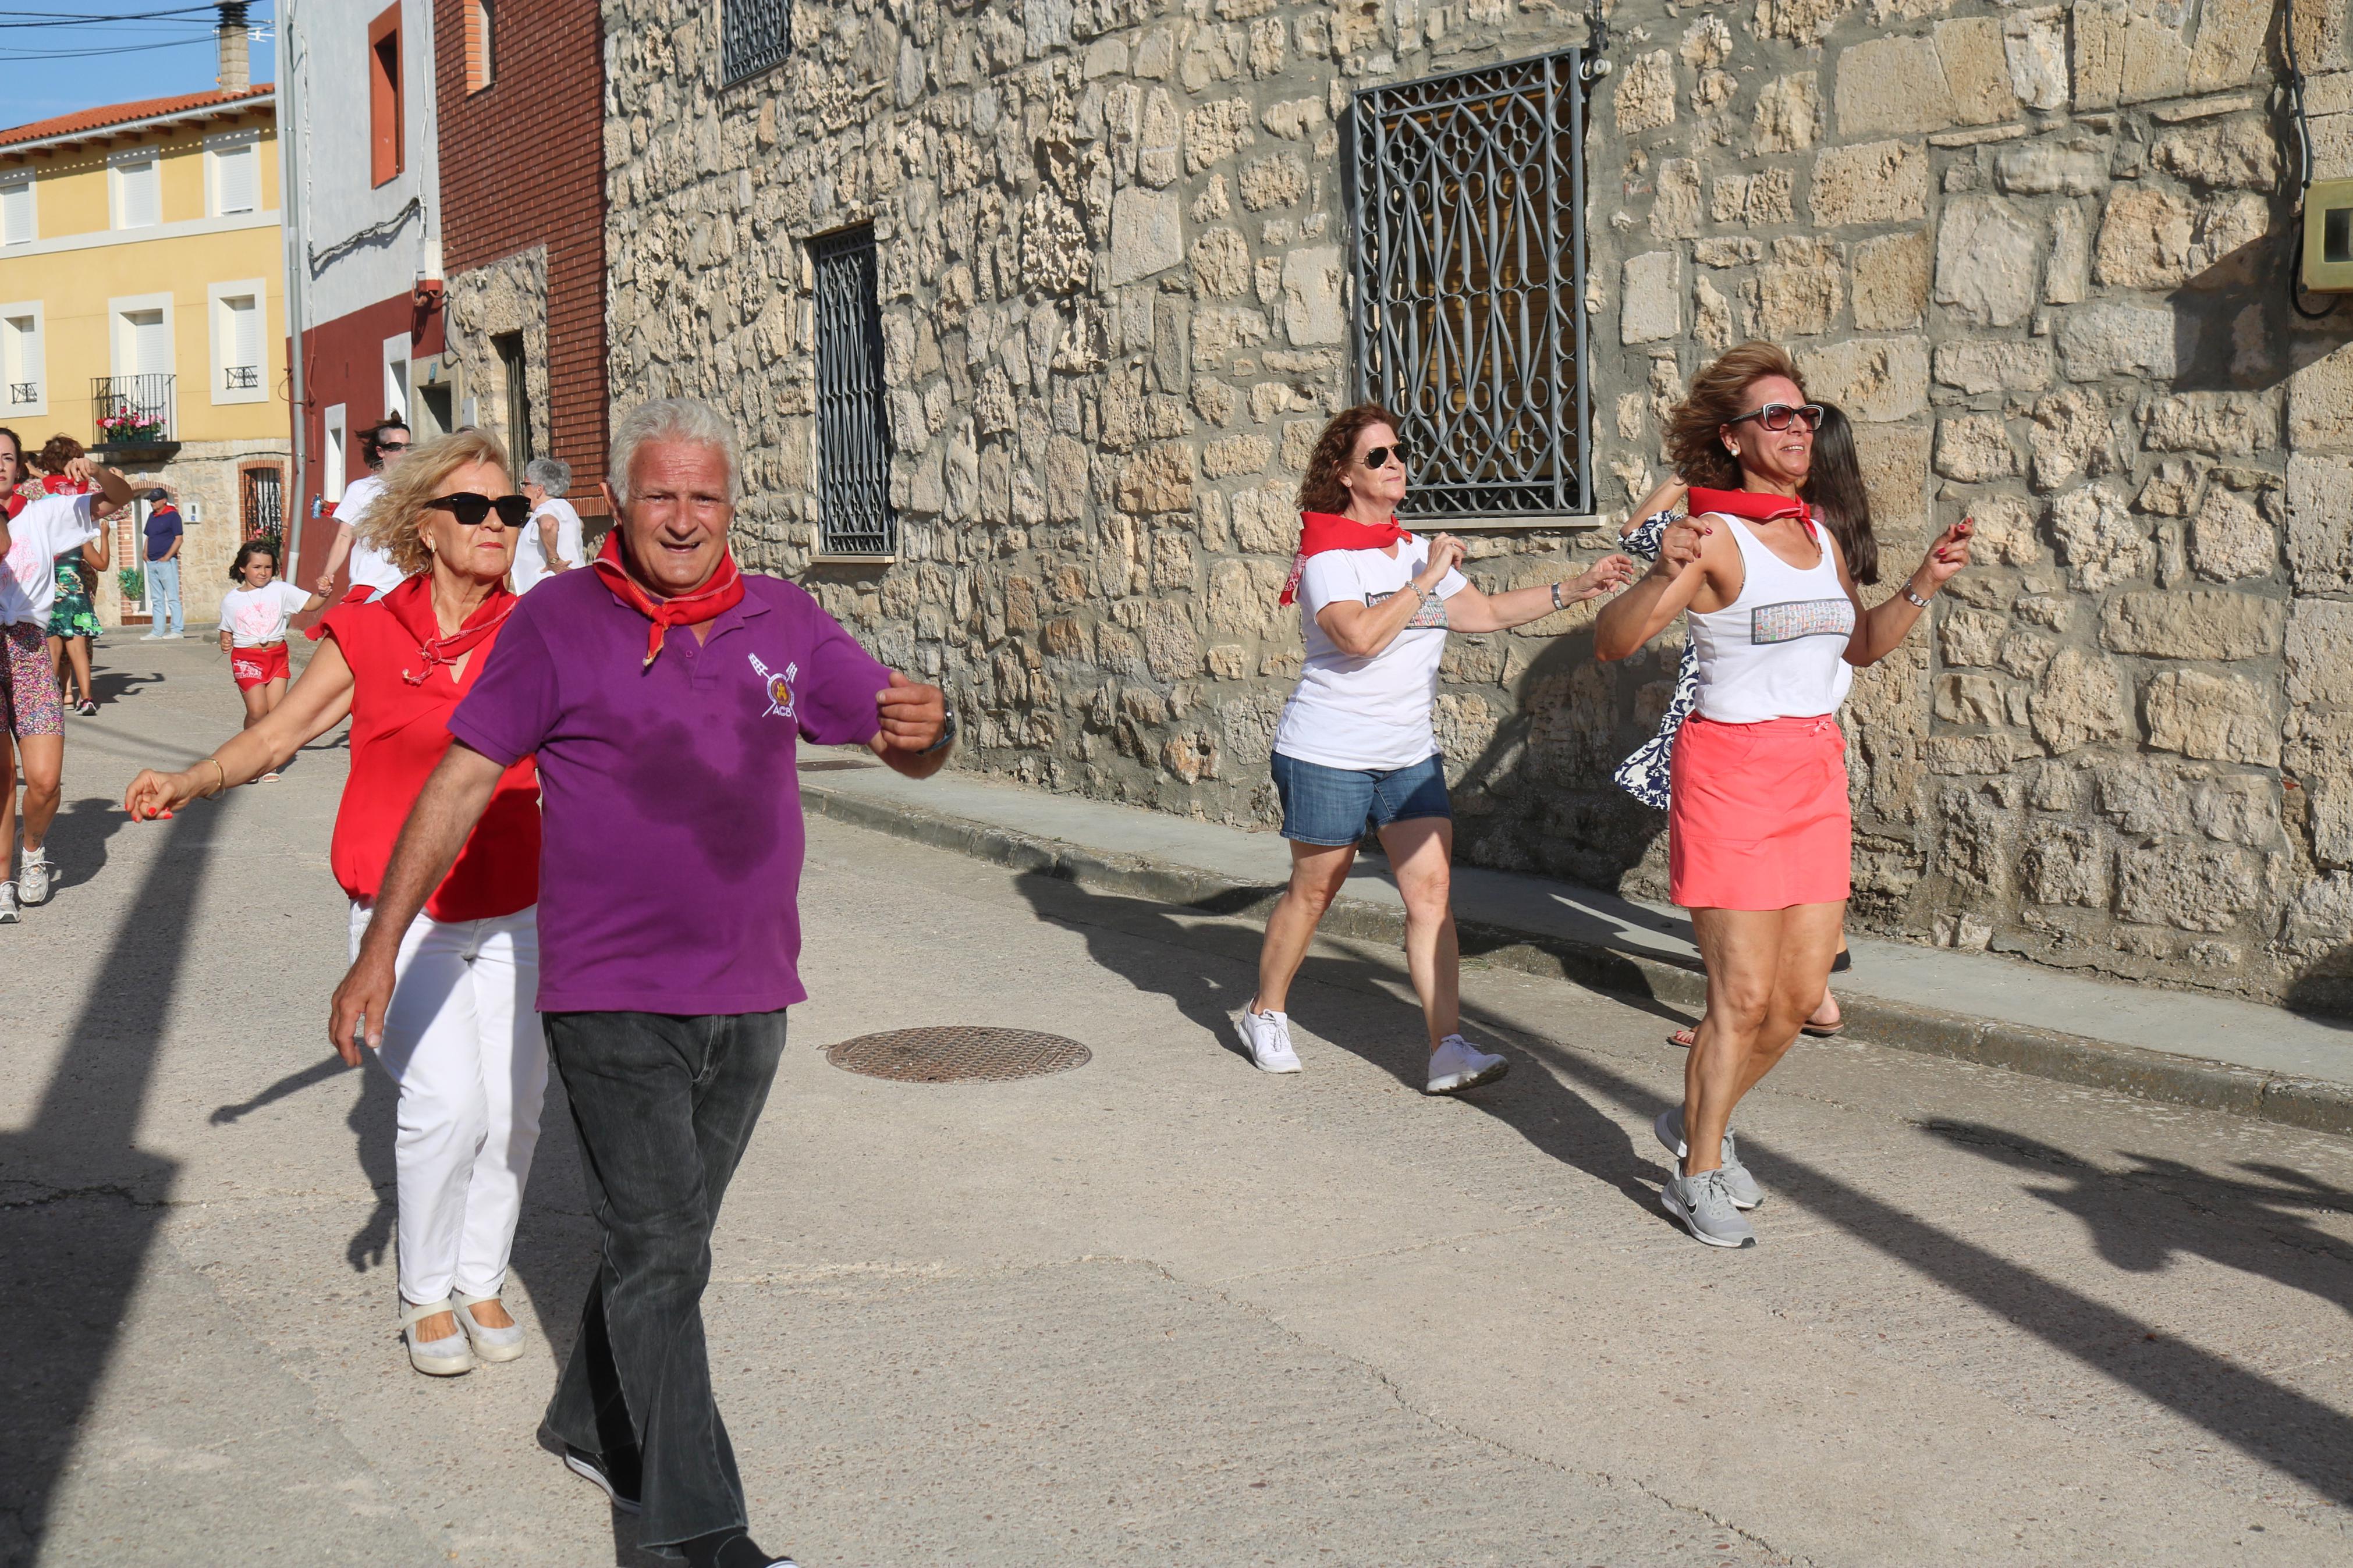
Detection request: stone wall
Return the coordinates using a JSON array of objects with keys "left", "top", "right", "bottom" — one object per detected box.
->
[
  {"left": 602, "top": 0, "right": 2353, "bottom": 1014},
  {"left": 93, "top": 439, "right": 290, "bottom": 628},
  {"left": 445, "top": 247, "right": 555, "bottom": 471}
]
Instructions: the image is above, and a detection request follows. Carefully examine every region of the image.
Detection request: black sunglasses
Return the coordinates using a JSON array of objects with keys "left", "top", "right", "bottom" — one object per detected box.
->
[
  {"left": 375, "top": 440, "right": 411, "bottom": 453},
  {"left": 1360, "top": 443, "right": 1409, "bottom": 470},
  {"left": 1727, "top": 402, "right": 1826, "bottom": 433},
  {"left": 424, "top": 492, "right": 532, "bottom": 528}
]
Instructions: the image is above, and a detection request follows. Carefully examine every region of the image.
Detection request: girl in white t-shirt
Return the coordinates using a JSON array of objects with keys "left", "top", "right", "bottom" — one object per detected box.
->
[
  {"left": 1236, "top": 404, "right": 1636, "bottom": 1094},
  {"left": 219, "top": 538, "right": 326, "bottom": 744}
]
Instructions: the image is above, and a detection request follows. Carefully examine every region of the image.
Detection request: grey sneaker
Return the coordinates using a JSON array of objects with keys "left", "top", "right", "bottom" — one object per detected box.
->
[
  {"left": 16, "top": 854, "right": 51, "bottom": 906},
  {"left": 0, "top": 882, "right": 16, "bottom": 923},
  {"left": 1662, "top": 1168, "right": 1758, "bottom": 1248},
  {"left": 1653, "top": 1107, "right": 1762, "bottom": 1210}
]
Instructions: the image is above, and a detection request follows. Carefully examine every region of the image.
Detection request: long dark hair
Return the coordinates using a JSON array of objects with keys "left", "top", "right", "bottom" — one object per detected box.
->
[
  {"left": 1802, "top": 403, "right": 1878, "bottom": 585},
  {"left": 229, "top": 537, "right": 279, "bottom": 582}
]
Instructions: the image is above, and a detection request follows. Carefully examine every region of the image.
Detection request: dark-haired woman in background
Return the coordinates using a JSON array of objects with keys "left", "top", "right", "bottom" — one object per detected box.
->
[
  {"left": 1234, "top": 402, "right": 1636, "bottom": 1091},
  {"left": 1595, "top": 343, "right": 1970, "bottom": 1249},
  {"left": 1615, "top": 403, "right": 1879, "bottom": 1042}
]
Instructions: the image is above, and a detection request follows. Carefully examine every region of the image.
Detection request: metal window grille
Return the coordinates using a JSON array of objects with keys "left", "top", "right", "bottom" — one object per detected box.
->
[
  {"left": 812, "top": 226, "right": 895, "bottom": 556},
  {"left": 723, "top": 0, "right": 792, "bottom": 85},
  {"left": 1348, "top": 49, "right": 1591, "bottom": 519},
  {"left": 242, "top": 466, "right": 283, "bottom": 542},
  {"left": 224, "top": 365, "right": 260, "bottom": 390},
  {"left": 93, "top": 372, "right": 173, "bottom": 442},
  {"left": 8, "top": 381, "right": 34, "bottom": 406}
]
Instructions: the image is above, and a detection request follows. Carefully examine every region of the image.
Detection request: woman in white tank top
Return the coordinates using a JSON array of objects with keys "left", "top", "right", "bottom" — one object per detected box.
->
[{"left": 1593, "top": 342, "right": 1974, "bottom": 1250}]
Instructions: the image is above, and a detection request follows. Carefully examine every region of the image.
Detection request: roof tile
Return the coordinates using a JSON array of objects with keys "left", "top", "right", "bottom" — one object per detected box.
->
[{"left": 0, "top": 84, "right": 273, "bottom": 151}]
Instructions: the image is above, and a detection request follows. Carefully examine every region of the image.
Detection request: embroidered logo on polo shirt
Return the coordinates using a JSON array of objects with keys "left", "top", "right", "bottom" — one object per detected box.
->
[{"left": 747, "top": 652, "right": 798, "bottom": 719}]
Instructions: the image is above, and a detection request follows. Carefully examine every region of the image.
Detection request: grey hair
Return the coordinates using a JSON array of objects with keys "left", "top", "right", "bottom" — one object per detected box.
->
[
  {"left": 608, "top": 397, "right": 742, "bottom": 506},
  {"left": 523, "top": 456, "right": 572, "bottom": 496}
]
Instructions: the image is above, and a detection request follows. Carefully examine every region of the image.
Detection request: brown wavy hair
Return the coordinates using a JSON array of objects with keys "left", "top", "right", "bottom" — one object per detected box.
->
[
  {"left": 360, "top": 429, "right": 512, "bottom": 577},
  {"left": 37, "top": 433, "right": 84, "bottom": 474},
  {"left": 1297, "top": 402, "right": 1401, "bottom": 514},
  {"left": 1663, "top": 341, "right": 1805, "bottom": 493}
]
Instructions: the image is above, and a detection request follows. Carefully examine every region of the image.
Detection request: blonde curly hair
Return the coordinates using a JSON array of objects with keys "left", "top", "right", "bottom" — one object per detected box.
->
[{"left": 359, "top": 429, "right": 513, "bottom": 577}]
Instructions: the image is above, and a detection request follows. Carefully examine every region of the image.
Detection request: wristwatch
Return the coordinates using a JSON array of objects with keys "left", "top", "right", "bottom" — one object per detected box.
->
[
  {"left": 921, "top": 707, "right": 959, "bottom": 755},
  {"left": 1903, "top": 585, "right": 1933, "bottom": 609},
  {"left": 1550, "top": 581, "right": 1566, "bottom": 610}
]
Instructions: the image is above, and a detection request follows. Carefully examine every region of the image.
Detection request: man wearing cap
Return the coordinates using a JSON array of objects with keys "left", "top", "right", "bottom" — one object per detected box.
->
[
  {"left": 140, "top": 488, "right": 185, "bottom": 639},
  {"left": 330, "top": 396, "right": 954, "bottom": 1568}
]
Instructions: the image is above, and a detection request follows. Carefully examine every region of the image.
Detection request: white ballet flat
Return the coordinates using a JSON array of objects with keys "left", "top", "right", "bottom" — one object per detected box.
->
[
  {"left": 455, "top": 1292, "right": 527, "bottom": 1363},
  {"left": 403, "top": 1297, "right": 476, "bottom": 1377}
]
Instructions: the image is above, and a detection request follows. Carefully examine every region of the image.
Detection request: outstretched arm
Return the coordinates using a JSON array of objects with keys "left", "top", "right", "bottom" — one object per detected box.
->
[
  {"left": 1446, "top": 553, "right": 1639, "bottom": 633},
  {"left": 65, "top": 456, "right": 134, "bottom": 521},
  {"left": 326, "top": 744, "right": 505, "bottom": 1061},
  {"left": 126, "top": 640, "right": 357, "bottom": 819},
  {"left": 1593, "top": 517, "right": 1732, "bottom": 662},
  {"left": 1844, "top": 520, "right": 1974, "bottom": 667},
  {"left": 317, "top": 521, "right": 354, "bottom": 595}
]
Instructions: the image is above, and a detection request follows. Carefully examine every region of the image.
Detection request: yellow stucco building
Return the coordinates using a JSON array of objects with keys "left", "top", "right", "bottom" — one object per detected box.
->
[{"left": 0, "top": 78, "right": 285, "bottom": 627}]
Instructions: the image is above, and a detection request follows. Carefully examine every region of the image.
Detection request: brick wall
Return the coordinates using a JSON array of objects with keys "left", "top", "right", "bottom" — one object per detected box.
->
[{"left": 434, "top": 0, "right": 607, "bottom": 497}]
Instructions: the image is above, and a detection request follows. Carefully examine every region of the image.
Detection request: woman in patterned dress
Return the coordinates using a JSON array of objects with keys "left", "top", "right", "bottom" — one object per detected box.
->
[
  {"left": 1614, "top": 402, "right": 1880, "bottom": 1042},
  {"left": 47, "top": 529, "right": 107, "bottom": 716}
]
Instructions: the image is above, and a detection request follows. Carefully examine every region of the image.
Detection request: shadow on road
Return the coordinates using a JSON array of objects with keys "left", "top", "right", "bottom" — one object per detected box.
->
[
  {"left": 1010, "top": 869, "right": 2353, "bottom": 1509},
  {"left": 0, "top": 808, "right": 212, "bottom": 1565}
]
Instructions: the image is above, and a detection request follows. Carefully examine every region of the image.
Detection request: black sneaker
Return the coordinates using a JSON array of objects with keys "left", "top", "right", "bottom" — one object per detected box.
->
[
  {"left": 538, "top": 1424, "right": 641, "bottom": 1514},
  {"left": 684, "top": 1529, "right": 799, "bottom": 1568}
]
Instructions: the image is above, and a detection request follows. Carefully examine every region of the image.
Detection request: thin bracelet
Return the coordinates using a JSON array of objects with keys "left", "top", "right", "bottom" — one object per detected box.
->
[{"left": 208, "top": 757, "right": 228, "bottom": 797}]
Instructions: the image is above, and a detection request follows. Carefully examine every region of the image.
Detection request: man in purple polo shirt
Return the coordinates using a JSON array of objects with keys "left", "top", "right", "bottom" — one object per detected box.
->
[{"left": 330, "top": 398, "right": 950, "bottom": 1568}]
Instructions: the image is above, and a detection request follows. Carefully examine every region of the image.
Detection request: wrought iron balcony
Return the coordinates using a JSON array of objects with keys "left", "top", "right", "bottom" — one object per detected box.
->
[
  {"left": 93, "top": 372, "right": 173, "bottom": 445},
  {"left": 7, "top": 381, "right": 36, "bottom": 407},
  {"left": 223, "top": 365, "right": 259, "bottom": 391}
]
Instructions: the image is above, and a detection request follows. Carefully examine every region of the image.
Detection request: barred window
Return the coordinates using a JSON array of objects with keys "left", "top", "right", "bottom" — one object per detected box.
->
[
  {"left": 812, "top": 226, "right": 894, "bottom": 557},
  {"left": 1348, "top": 49, "right": 1591, "bottom": 520},
  {"left": 723, "top": 0, "right": 792, "bottom": 86}
]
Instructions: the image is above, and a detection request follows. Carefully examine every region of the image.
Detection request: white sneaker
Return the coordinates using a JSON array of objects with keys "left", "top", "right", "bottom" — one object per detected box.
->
[
  {"left": 16, "top": 854, "right": 52, "bottom": 906},
  {"left": 1233, "top": 1007, "right": 1302, "bottom": 1073},
  {"left": 0, "top": 882, "right": 17, "bottom": 923},
  {"left": 1425, "top": 1034, "right": 1509, "bottom": 1094}
]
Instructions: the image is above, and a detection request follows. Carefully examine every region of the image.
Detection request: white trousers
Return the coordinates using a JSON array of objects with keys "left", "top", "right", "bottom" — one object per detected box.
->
[{"left": 347, "top": 901, "right": 548, "bottom": 1307}]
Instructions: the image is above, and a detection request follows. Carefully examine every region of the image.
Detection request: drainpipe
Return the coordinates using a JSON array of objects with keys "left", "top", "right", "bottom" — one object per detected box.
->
[{"left": 276, "top": 0, "right": 310, "bottom": 577}]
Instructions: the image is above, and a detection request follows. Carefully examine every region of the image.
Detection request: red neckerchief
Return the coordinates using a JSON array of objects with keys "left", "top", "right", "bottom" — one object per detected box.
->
[
  {"left": 377, "top": 574, "right": 519, "bottom": 687},
  {"left": 1688, "top": 486, "right": 1818, "bottom": 541},
  {"left": 1279, "top": 511, "right": 1411, "bottom": 605},
  {"left": 590, "top": 529, "right": 747, "bottom": 669}
]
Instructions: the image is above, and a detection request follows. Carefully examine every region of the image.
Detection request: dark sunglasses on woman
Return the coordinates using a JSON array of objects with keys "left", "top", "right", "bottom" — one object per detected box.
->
[
  {"left": 1360, "top": 443, "right": 1409, "bottom": 470},
  {"left": 1726, "top": 402, "right": 1825, "bottom": 433},
  {"left": 423, "top": 492, "right": 533, "bottom": 529}
]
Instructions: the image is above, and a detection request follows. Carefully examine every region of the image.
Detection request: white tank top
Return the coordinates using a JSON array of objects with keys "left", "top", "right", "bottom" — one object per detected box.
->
[{"left": 1687, "top": 514, "right": 1858, "bottom": 724}]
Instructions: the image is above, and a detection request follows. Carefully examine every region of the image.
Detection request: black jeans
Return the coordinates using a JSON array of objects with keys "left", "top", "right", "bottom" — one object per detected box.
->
[{"left": 541, "top": 1009, "right": 789, "bottom": 1551}]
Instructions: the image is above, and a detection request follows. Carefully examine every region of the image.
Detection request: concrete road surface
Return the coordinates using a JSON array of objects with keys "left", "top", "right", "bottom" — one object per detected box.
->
[{"left": 5, "top": 637, "right": 2352, "bottom": 1566}]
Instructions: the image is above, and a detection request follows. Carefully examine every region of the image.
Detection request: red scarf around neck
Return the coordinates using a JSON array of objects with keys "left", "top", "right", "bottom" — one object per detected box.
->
[
  {"left": 1279, "top": 510, "right": 1410, "bottom": 605},
  {"left": 590, "top": 529, "right": 747, "bottom": 668},
  {"left": 1687, "top": 486, "right": 1817, "bottom": 540},
  {"left": 379, "top": 573, "right": 518, "bottom": 687}
]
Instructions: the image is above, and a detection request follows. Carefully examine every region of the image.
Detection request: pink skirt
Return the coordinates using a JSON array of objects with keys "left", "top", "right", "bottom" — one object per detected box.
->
[{"left": 1668, "top": 714, "right": 1852, "bottom": 911}]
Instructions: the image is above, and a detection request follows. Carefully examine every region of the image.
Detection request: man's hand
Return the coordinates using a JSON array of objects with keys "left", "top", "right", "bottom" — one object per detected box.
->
[
  {"left": 871, "top": 669, "right": 947, "bottom": 755},
  {"left": 328, "top": 951, "right": 397, "bottom": 1066}
]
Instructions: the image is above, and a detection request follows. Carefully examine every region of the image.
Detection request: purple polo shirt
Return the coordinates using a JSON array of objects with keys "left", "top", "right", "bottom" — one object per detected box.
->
[{"left": 449, "top": 567, "right": 892, "bottom": 1015}]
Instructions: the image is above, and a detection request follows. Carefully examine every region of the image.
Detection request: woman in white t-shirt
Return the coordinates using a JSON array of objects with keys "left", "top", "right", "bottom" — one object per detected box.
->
[
  {"left": 512, "top": 457, "right": 585, "bottom": 593},
  {"left": 220, "top": 537, "right": 326, "bottom": 745},
  {"left": 1236, "top": 404, "right": 1636, "bottom": 1093},
  {"left": 317, "top": 418, "right": 415, "bottom": 603}
]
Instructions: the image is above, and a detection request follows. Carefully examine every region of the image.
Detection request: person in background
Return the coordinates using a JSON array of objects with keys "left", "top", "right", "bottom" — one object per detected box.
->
[
  {"left": 45, "top": 511, "right": 107, "bottom": 717},
  {"left": 141, "top": 488, "right": 185, "bottom": 639},
  {"left": 1234, "top": 402, "right": 1637, "bottom": 1090},
  {"left": 221, "top": 538, "right": 326, "bottom": 746},
  {"left": 0, "top": 433, "right": 135, "bottom": 921},
  {"left": 317, "top": 417, "right": 414, "bottom": 603},
  {"left": 513, "top": 457, "right": 585, "bottom": 593}
]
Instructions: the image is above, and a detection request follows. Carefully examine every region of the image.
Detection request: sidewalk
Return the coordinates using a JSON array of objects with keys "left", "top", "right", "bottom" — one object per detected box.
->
[{"left": 797, "top": 754, "right": 2353, "bottom": 1135}]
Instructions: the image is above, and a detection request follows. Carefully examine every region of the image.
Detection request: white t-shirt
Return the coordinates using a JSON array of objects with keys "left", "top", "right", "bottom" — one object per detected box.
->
[
  {"left": 512, "top": 497, "right": 585, "bottom": 593},
  {"left": 1, "top": 493, "right": 102, "bottom": 629},
  {"left": 219, "top": 579, "right": 312, "bottom": 647},
  {"left": 338, "top": 474, "right": 409, "bottom": 596},
  {"left": 1271, "top": 533, "right": 1470, "bottom": 771}
]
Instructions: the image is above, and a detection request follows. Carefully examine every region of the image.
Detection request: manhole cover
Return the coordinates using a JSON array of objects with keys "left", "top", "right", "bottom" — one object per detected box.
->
[{"left": 825, "top": 1026, "right": 1092, "bottom": 1083}]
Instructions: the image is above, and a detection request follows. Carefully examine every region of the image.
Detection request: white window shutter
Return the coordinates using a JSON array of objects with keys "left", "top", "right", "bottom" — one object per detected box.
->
[
  {"left": 228, "top": 296, "right": 260, "bottom": 372},
  {"left": 129, "top": 309, "right": 170, "bottom": 376},
  {"left": 1, "top": 182, "right": 31, "bottom": 245},
  {"left": 120, "top": 159, "right": 158, "bottom": 227},
  {"left": 215, "top": 144, "right": 256, "bottom": 214}
]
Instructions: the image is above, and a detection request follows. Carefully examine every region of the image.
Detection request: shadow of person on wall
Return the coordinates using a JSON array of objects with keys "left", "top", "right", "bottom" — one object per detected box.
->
[{"left": 1009, "top": 866, "right": 2353, "bottom": 1507}]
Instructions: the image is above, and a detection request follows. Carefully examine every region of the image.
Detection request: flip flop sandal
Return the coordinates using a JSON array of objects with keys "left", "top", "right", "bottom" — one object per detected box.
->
[
  {"left": 1667, "top": 1026, "right": 1697, "bottom": 1048},
  {"left": 1801, "top": 1020, "right": 1846, "bottom": 1037}
]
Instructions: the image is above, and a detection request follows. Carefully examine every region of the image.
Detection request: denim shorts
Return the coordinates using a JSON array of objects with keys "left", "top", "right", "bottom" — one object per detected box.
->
[{"left": 1270, "top": 751, "right": 1451, "bottom": 846}]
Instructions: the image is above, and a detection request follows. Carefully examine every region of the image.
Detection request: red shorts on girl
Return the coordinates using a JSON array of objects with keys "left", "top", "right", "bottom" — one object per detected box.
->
[
  {"left": 230, "top": 641, "right": 291, "bottom": 690},
  {"left": 1668, "top": 713, "right": 1852, "bottom": 911}
]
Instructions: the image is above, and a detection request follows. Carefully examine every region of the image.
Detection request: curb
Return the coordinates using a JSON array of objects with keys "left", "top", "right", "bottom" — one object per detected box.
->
[{"left": 800, "top": 779, "right": 2353, "bottom": 1139}]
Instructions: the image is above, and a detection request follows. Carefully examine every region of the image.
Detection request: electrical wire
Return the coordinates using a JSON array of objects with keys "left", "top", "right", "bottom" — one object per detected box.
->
[{"left": 2285, "top": 0, "right": 2344, "bottom": 319}]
